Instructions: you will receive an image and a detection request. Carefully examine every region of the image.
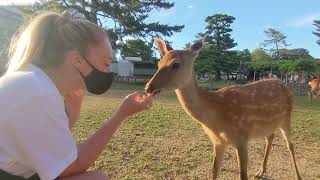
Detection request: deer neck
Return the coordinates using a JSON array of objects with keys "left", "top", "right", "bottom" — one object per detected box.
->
[{"left": 175, "top": 71, "right": 216, "bottom": 126}]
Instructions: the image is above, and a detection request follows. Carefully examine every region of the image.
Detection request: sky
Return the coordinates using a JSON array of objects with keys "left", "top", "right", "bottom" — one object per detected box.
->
[
  {"left": 147, "top": 0, "right": 320, "bottom": 58},
  {"left": 2, "top": 0, "right": 320, "bottom": 58}
]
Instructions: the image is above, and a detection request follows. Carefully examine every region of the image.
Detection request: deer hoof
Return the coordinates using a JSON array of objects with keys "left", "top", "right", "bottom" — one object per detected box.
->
[{"left": 255, "top": 168, "right": 265, "bottom": 178}]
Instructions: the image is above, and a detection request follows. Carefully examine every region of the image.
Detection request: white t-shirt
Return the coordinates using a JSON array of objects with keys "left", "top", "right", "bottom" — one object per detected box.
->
[{"left": 0, "top": 64, "right": 78, "bottom": 180}]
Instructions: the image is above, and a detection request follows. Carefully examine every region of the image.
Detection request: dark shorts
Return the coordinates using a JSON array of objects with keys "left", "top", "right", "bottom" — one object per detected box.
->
[{"left": 0, "top": 169, "right": 40, "bottom": 180}]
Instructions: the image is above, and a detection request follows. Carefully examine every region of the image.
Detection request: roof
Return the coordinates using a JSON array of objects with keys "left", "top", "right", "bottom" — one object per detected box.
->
[{"left": 128, "top": 60, "right": 154, "bottom": 64}]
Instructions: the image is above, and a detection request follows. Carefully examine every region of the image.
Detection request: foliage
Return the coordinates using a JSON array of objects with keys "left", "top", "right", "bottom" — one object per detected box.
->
[
  {"left": 313, "top": 20, "right": 320, "bottom": 46},
  {"left": 20, "top": 0, "right": 184, "bottom": 51},
  {"left": 245, "top": 59, "right": 320, "bottom": 75},
  {"left": 260, "top": 28, "right": 290, "bottom": 59},
  {"left": 197, "top": 14, "right": 237, "bottom": 51},
  {"left": 120, "top": 39, "right": 154, "bottom": 61},
  {"left": 251, "top": 48, "right": 272, "bottom": 61},
  {"left": 271, "top": 48, "right": 313, "bottom": 60},
  {"left": 195, "top": 14, "right": 237, "bottom": 80},
  {"left": 234, "top": 49, "right": 251, "bottom": 74},
  {"left": 293, "top": 59, "right": 318, "bottom": 73},
  {"left": 194, "top": 45, "right": 216, "bottom": 77},
  {"left": 19, "top": 0, "right": 65, "bottom": 18},
  {"left": 237, "top": 49, "right": 252, "bottom": 62}
]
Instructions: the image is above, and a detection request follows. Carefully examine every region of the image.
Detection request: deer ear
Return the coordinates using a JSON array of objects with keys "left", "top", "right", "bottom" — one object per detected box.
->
[{"left": 154, "top": 37, "right": 168, "bottom": 57}]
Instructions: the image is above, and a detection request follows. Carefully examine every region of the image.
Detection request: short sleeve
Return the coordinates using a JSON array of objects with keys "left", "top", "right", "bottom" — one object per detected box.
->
[{"left": 7, "top": 95, "right": 78, "bottom": 180}]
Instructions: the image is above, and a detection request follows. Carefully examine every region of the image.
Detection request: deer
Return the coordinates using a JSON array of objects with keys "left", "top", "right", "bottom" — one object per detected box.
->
[
  {"left": 145, "top": 37, "right": 302, "bottom": 180},
  {"left": 308, "top": 77, "right": 320, "bottom": 104}
]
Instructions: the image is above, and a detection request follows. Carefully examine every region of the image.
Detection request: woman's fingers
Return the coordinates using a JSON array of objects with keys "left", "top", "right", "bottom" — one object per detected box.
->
[{"left": 118, "top": 92, "right": 155, "bottom": 117}]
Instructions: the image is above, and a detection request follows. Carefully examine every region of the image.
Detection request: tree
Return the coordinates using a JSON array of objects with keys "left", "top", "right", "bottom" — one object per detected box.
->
[
  {"left": 249, "top": 49, "right": 272, "bottom": 80},
  {"left": 275, "top": 60, "right": 295, "bottom": 82},
  {"left": 237, "top": 49, "right": 252, "bottom": 62},
  {"left": 251, "top": 48, "right": 272, "bottom": 61},
  {"left": 313, "top": 20, "right": 320, "bottom": 46},
  {"left": 20, "top": 0, "right": 65, "bottom": 17},
  {"left": 198, "top": 14, "right": 237, "bottom": 51},
  {"left": 290, "top": 48, "right": 314, "bottom": 59},
  {"left": 21, "top": 0, "right": 184, "bottom": 51},
  {"left": 294, "top": 60, "right": 317, "bottom": 73},
  {"left": 234, "top": 49, "right": 252, "bottom": 79},
  {"left": 195, "top": 14, "right": 237, "bottom": 80},
  {"left": 121, "top": 39, "right": 154, "bottom": 61},
  {"left": 272, "top": 48, "right": 313, "bottom": 60},
  {"left": 194, "top": 45, "right": 216, "bottom": 78},
  {"left": 260, "top": 28, "right": 290, "bottom": 59}
]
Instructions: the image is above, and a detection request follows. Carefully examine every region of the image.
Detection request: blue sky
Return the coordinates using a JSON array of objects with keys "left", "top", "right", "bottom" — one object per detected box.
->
[
  {"left": 148, "top": 0, "right": 320, "bottom": 58},
  {"left": 4, "top": 0, "right": 320, "bottom": 58}
]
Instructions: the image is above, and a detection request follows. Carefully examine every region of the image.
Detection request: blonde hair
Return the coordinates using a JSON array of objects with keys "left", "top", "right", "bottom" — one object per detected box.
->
[{"left": 6, "top": 12, "right": 106, "bottom": 73}]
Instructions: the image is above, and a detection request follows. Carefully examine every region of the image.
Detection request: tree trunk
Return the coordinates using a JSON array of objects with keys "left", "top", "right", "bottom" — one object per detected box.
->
[
  {"left": 275, "top": 42, "right": 279, "bottom": 59},
  {"left": 215, "top": 70, "right": 221, "bottom": 81},
  {"left": 253, "top": 70, "right": 256, "bottom": 81},
  {"left": 210, "top": 78, "right": 214, "bottom": 90}
]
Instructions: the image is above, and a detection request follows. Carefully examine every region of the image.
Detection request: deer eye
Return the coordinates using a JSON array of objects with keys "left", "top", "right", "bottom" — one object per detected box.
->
[{"left": 172, "top": 63, "right": 180, "bottom": 69}]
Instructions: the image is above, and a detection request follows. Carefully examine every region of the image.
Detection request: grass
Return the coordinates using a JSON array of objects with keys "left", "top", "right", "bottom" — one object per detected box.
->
[
  {"left": 73, "top": 82, "right": 320, "bottom": 179},
  {"left": 197, "top": 80, "right": 236, "bottom": 89}
]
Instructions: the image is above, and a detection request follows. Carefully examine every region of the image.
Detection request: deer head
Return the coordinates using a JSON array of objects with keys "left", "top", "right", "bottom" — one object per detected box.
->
[{"left": 145, "top": 37, "right": 203, "bottom": 94}]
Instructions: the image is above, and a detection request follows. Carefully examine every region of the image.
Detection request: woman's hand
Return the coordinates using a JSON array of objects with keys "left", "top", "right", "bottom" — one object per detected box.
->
[
  {"left": 116, "top": 92, "right": 153, "bottom": 118},
  {"left": 64, "top": 89, "right": 84, "bottom": 129}
]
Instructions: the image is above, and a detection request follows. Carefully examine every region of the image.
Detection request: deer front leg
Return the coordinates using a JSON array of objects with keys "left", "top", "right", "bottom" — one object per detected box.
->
[
  {"left": 236, "top": 142, "right": 248, "bottom": 180},
  {"left": 211, "top": 144, "right": 226, "bottom": 180}
]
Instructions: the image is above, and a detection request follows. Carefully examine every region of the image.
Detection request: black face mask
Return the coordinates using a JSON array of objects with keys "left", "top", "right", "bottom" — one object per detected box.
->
[{"left": 80, "top": 58, "right": 114, "bottom": 95}]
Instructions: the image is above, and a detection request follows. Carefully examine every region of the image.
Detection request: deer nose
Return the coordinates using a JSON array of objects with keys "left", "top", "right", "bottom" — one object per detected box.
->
[{"left": 145, "top": 84, "right": 154, "bottom": 94}]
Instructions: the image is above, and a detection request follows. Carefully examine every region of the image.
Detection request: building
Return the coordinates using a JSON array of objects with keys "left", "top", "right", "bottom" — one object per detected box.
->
[{"left": 115, "top": 57, "right": 156, "bottom": 77}]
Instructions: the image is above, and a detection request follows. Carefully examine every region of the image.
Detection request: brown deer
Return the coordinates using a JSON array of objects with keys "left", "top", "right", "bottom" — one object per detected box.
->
[
  {"left": 308, "top": 77, "right": 320, "bottom": 104},
  {"left": 145, "top": 37, "right": 301, "bottom": 180}
]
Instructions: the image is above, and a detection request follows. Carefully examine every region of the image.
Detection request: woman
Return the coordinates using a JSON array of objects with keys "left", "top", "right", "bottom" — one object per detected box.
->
[{"left": 0, "top": 12, "right": 153, "bottom": 180}]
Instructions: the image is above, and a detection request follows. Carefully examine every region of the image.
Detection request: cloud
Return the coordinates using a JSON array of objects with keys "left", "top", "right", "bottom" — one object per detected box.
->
[
  {"left": 187, "top": 5, "right": 193, "bottom": 9},
  {"left": 287, "top": 13, "right": 320, "bottom": 27}
]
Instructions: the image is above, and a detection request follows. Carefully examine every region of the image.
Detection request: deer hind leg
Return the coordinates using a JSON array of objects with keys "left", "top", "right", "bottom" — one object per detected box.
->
[
  {"left": 308, "top": 91, "right": 313, "bottom": 104},
  {"left": 280, "top": 124, "right": 302, "bottom": 180},
  {"left": 236, "top": 142, "right": 249, "bottom": 180},
  {"left": 211, "top": 144, "right": 226, "bottom": 180},
  {"left": 255, "top": 133, "right": 275, "bottom": 178}
]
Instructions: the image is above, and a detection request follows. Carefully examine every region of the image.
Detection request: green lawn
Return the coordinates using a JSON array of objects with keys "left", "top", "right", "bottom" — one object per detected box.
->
[{"left": 73, "top": 82, "right": 320, "bottom": 179}]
